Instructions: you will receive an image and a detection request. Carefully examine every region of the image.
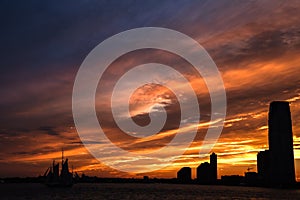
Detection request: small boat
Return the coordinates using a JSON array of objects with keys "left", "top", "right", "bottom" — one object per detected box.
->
[{"left": 43, "top": 150, "right": 74, "bottom": 187}]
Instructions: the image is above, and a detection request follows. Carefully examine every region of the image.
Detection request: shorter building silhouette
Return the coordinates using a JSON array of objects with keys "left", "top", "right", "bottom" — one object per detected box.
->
[
  {"left": 244, "top": 171, "right": 259, "bottom": 186},
  {"left": 177, "top": 167, "right": 191, "bottom": 183},
  {"left": 196, "top": 152, "right": 217, "bottom": 184},
  {"left": 197, "top": 162, "right": 211, "bottom": 183},
  {"left": 257, "top": 150, "right": 270, "bottom": 183}
]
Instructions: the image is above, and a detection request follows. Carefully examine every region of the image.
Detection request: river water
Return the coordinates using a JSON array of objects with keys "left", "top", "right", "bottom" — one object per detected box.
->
[{"left": 1, "top": 183, "right": 300, "bottom": 199}]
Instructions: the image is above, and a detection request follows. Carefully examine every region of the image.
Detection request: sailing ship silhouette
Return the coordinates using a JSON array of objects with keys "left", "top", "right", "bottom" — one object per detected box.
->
[{"left": 43, "top": 149, "right": 74, "bottom": 187}]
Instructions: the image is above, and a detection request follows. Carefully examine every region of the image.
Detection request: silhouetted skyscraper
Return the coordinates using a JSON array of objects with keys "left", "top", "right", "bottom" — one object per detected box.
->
[
  {"left": 268, "top": 101, "right": 295, "bottom": 185},
  {"left": 177, "top": 167, "right": 191, "bottom": 183},
  {"left": 210, "top": 152, "right": 217, "bottom": 182}
]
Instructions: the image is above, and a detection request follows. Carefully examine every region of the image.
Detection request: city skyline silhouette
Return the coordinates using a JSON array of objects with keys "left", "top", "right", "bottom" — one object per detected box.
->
[
  {"left": 176, "top": 101, "right": 297, "bottom": 187},
  {"left": 2, "top": 101, "right": 298, "bottom": 189}
]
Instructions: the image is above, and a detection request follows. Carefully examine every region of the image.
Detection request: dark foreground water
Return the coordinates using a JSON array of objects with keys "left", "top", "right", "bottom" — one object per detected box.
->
[{"left": 1, "top": 183, "right": 300, "bottom": 200}]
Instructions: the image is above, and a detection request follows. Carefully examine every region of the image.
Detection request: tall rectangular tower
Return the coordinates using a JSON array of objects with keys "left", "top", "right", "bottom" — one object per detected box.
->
[
  {"left": 210, "top": 152, "right": 217, "bottom": 182},
  {"left": 268, "top": 101, "right": 295, "bottom": 185}
]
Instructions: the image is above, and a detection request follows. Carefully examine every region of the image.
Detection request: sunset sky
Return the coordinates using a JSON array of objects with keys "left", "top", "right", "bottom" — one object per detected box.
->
[{"left": 1, "top": 1, "right": 300, "bottom": 180}]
